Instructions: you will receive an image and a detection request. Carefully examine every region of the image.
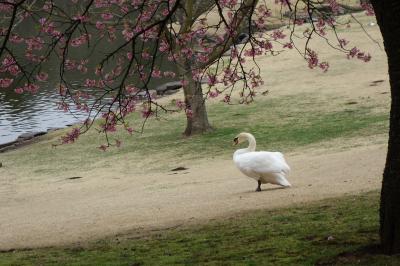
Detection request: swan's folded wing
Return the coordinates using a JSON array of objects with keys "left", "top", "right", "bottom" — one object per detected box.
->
[{"left": 236, "top": 152, "right": 287, "bottom": 174}]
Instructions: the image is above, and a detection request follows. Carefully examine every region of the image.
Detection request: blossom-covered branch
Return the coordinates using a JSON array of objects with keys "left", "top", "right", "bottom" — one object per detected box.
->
[{"left": 0, "top": 0, "right": 375, "bottom": 148}]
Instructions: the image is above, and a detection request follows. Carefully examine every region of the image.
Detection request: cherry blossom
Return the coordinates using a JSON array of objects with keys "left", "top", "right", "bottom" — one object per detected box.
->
[
  {"left": 0, "top": 78, "right": 13, "bottom": 88},
  {"left": 0, "top": 0, "right": 373, "bottom": 145}
]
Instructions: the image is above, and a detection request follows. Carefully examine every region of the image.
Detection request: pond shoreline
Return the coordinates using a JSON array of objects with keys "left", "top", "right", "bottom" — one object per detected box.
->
[{"left": 0, "top": 128, "right": 63, "bottom": 153}]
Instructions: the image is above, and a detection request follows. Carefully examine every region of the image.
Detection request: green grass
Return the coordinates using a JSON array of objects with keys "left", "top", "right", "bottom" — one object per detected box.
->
[
  {"left": 1, "top": 93, "right": 388, "bottom": 176},
  {"left": 1, "top": 191, "right": 399, "bottom": 265}
]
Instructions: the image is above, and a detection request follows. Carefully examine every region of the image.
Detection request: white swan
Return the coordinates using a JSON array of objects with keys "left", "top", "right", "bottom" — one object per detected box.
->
[{"left": 233, "top": 132, "right": 291, "bottom": 192}]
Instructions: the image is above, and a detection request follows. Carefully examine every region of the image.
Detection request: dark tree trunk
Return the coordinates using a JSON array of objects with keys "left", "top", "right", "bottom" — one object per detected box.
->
[
  {"left": 176, "top": 54, "right": 213, "bottom": 136},
  {"left": 182, "top": 73, "right": 213, "bottom": 136},
  {"left": 371, "top": 0, "right": 400, "bottom": 254}
]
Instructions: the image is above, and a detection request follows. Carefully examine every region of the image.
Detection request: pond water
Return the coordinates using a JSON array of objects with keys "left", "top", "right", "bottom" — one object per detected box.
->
[
  {"left": 0, "top": 73, "right": 174, "bottom": 146},
  {"left": 0, "top": 86, "right": 90, "bottom": 145},
  {"left": 0, "top": 41, "right": 174, "bottom": 145}
]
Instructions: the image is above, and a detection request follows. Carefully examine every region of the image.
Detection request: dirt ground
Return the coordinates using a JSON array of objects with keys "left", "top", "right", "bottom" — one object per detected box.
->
[
  {"left": 0, "top": 143, "right": 386, "bottom": 250},
  {"left": 0, "top": 13, "right": 390, "bottom": 250}
]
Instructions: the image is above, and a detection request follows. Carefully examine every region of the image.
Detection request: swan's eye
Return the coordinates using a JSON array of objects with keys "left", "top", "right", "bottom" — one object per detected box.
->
[{"left": 233, "top": 137, "right": 238, "bottom": 144}]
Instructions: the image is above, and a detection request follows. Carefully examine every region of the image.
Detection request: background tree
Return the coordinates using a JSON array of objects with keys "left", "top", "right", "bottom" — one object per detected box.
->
[
  {"left": 168, "top": 0, "right": 259, "bottom": 135},
  {"left": 1, "top": 0, "right": 363, "bottom": 141},
  {"left": 0, "top": 0, "right": 265, "bottom": 139}
]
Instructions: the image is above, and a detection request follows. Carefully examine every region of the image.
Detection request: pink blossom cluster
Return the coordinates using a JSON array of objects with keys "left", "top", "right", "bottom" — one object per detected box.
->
[
  {"left": 257, "top": 5, "right": 271, "bottom": 18},
  {"left": 304, "top": 49, "right": 330, "bottom": 72},
  {"left": 319, "top": 62, "right": 330, "bottom": 72},
  {"left": 24, "top": 51, "right": 45, "bottom": 63},
  {"left": 207, "top": 74, "right": 218, "bottom": 86},
  {"left": 338, "top": 38, "right": 349, "bottom": 48},
  {"left": 0, "top": 56, "right": 20, "bottom": 77},
  {"left": 208, "top": 90, "right": 219, "bottom": 98},
  {"left": 271, "top": 30, "right": 286, "bottom": 40},
  {"left": 120, "top": 99, "right": 136, "bottom": 116},
  {"left": 71, "top": 34, "right": 90, "bottom": 47},
  {"left": 244, "top": 47, "right": 263, "bottom": 57},
  {"left": 0, "top": 3, "right": 13, "bottom": 13},
  {"left": 101, "top": 112, "right": 118, "bottom": 132},
  {"left": 222, "top": 68, "right": 240, "bottom": 86},
  {"left": 275, "top": 0, "right": 291, "bottom": 6},
  {"left": 151, "top": 69, "right": 162, "bottom": 78},
  {"left": 327, "top": 0, "right": 340, "bottom": 14},
  {"left": 76, "top": 103, "right": 90, "bottom": 113},
  {"left": 259, "top": 40, "right": 273, "bottom": 51},
  {"left": 141, "top": 107, "right": 153, "bottom": 118},
  {"left": 61, "top": 128, "right": 81, "bottom": 144},
  {"left": 73, "top": 15, "right": 89, "bottom": 22},
  {"left": 185, "top": 108, "right": 193, "bottom": 118},
  {"left": 223, "top": 94, "right": 231, "bottom": 103},
  {"left": 306, "top": 49, "right": 319, "bottom": 69},
  {"left": 283, "top": 42, "right": 293, "bottom": 49},
  {"left": 42, "top": 1, "right": 53, "bottom": 11},
  {"left": 163, "top": 71, "right": 176, "bottom": 78},
  {"left": 175, "top": 100, "right": 185, "bottom": 109},
  {"left": 64, "top": 59, "right": 88, "bottom": 73},
  {"left": 0, "top": 78, "right": 13, "bottom": 88},
  {"left": 294, "top": 19, "right": 304, "bottom": 26},
  {"left": 126, "top": 127, "right": 134, "bottom": 135},
  {"left": 218, "top": 0, "right": 238, "bottom": 8},
  {"left": 36, "top": 72, "right": 49, "bottom": 82},
  {"left": 248, "top": 71, "right": 264, "bottom": 88},
  {"left": 10, "top": 34, "right": 24, "bottom": 44},
  {"left": 125, "top": 85, "right": 139, "bottom": 94},
  {"left": 26, "top": 37, "right": 44, "bottom": 51},
  {"left": 43, "top": 26, "right": 62, "bottom": 38},
  {"left": 14, "top": 83, "right": 40, "bottom": 94},
  {"left": 348, "top": 47, "right": 371, "bottom": 62},
  {"left": 361, "top": 3, "right": 375, "bottom": 16},
  {"left": 84, "top": 79, "right": 97, "bottom": 88},
  {"left": 159, "top": 40, "right": 170, "bottom": 52},
  {"left": 101, "top": 13, "right": 114, "bottom": 20}
]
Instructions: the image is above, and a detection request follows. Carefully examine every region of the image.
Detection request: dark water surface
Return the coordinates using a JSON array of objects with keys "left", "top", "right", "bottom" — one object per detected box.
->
[
  {"left": 0, "top": 86, "right": 90, "bottom": 145},
  {"left": 0, "top": 27, "right": 175, "bottom": 145}
]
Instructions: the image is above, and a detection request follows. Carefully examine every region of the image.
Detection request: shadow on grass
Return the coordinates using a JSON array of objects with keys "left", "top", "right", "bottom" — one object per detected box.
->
[{"left": 315, "top": 244, "right": 398, "bottom": 265}]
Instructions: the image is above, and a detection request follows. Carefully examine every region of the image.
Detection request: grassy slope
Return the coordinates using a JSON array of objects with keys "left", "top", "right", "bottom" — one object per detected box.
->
[
  {"left": 1, "top": 92, "right": 388, "bottom": 177},
  {"left": 1, "top": 191, "right": 400, "bottom": 265}
]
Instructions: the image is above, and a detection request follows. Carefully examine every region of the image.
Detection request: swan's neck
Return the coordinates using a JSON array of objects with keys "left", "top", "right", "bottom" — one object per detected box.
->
[
  {"left": 246, "top": 134, "right": 256, "bottom": 152},
  {"left": 233, "top": 133, "right": 257, "bottom": 160}
]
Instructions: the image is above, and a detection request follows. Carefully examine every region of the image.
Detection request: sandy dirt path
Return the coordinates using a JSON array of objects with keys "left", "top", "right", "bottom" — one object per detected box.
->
[{"left": 0, "top": 143, "right": 386, "bottom": 250}]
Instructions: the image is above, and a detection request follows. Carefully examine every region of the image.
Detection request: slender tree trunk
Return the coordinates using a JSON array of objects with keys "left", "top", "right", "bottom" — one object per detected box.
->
[
  {"left": 182, "top": 72, "right": 213, "bottom": 136},
  {"left": 175, "top": 57, "right": 213, "bottom": 136},
  {"left": 371, "top": 0, "right": 400, "bottom": 254}
]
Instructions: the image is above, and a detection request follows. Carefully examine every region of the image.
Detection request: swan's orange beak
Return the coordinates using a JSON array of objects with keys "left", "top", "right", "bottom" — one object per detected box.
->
[{"left": 233, "top": 137, "right": 238, "bottom": 146}]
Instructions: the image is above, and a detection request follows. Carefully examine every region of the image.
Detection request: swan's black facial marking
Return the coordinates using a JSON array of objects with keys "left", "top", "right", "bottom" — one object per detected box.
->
[{"left": 233, "top": 137, "right": 238, "bottom": 145}]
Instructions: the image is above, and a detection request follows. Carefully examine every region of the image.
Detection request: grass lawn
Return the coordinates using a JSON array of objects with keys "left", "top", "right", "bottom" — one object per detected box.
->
[
  {"left": 0, "top": 92, "right": 388, "bottom": 177},
  {"left": 1, "top": 191, "right": 399, "bottom": 265}
]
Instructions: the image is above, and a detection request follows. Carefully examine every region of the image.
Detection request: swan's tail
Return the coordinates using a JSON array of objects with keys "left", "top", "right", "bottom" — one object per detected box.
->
[
  {"left": 261, "top": 173, "right": 292, "bottom": 187},
  {"left": 276, "top": 173, "right": 291, "bottom": 187}
]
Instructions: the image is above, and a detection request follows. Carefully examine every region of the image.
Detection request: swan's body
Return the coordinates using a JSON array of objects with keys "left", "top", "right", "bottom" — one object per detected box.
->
[{"left": 233, "top": 132, "right": 291, "bottom": 191}]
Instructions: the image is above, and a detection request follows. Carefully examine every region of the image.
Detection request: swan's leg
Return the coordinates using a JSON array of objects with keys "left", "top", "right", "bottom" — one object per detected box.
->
[{"left": 255, "top": 180, "right": 262, "bottom": 192}]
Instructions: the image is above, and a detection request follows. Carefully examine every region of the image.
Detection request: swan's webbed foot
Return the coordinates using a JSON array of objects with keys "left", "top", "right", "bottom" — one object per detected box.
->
[{"left": 255, "top": 180, "right": 262, "bottom": 192}]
